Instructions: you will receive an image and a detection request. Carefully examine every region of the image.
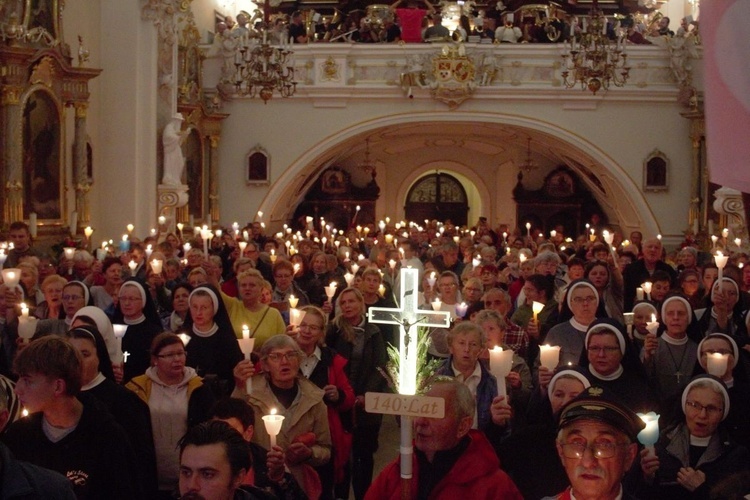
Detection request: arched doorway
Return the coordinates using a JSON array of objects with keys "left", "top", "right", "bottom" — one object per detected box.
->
[{"left": 405, "top": 172, "right": 469, "bottom": 226}]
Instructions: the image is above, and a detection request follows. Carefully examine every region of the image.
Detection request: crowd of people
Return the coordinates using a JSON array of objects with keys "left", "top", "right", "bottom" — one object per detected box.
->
[{"left": 0, "top": 214, "right": 748, "bottom": 499}]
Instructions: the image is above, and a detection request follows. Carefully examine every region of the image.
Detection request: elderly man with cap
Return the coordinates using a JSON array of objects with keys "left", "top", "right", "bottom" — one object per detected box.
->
[
  {"left": 640, "top": 375, "right": 750, "bottom": 499},
  {"left": 365, "top": 378, "right": 523, "bottom": 499},
  {"left": 546, "top": 386, "right": 643, "bottom": 500}
]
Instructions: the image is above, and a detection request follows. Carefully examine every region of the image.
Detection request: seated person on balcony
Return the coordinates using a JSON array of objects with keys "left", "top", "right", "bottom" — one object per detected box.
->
[
  {"left": 423, "top": 13, "right": 450, "bottom": 41},
  {"left": 390, "top": 0, "right": 436, "bottom": 43},
  {"left": 383, "top": 17, "right": 401, "bottom": 42},
  {"left": 289, "top": 11, "right": 308, "bottom": 44},
  {"left": 650, "top": 16, "right": 674, "bottom": 37}
]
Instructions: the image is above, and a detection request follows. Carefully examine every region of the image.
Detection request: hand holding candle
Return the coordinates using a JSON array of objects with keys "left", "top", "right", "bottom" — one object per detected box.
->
[
  {"left": 637, "top": 412, "right": 660, "bottom": 457},
  {"left": 646, "top": 314, "right": 659, "bottom": 337},
  {"left": 489, "top": 346, "right": 514, "bottom": 397},
  {"left": 641, "top": 281, "right": 652, "bottom": 301},
  {"left": 263, "top": 409, "right": 285, "bottom": 448},
  {"left": 532, "top": 301, "right": 544, "bottom": 322},
  {"left": 238, "top": 325, "right": 256, "bottom": 394},
  {"left": 715, "top": 251, "right": 728, "bottom": 282}
]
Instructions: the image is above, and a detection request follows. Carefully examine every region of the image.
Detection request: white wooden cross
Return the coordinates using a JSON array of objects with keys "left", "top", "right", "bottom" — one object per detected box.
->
[
  {"left": 368, "top": 267, "right": 452, "bottom": 396},
  {"left": 367, "top": 267, "right": 451, "bottom": 489}
]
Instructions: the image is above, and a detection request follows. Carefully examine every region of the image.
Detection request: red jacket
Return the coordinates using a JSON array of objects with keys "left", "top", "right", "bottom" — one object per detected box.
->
[{"left": 365, "top": 430, "right": 523, "bottom": 500}]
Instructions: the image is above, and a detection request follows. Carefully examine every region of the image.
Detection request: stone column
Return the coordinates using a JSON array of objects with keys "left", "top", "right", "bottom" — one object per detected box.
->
[
  {"left": 681, "top": 108, "right": 704, "bottom": 235},
  {"left": 209, "top": 135, "right": 220, "bottom": 224},
  {"left": 2, "top": 86, "right": 24, "bottom": 224},
  {"left": 72, "top": 102, "right": 91, "bottom": 230}
]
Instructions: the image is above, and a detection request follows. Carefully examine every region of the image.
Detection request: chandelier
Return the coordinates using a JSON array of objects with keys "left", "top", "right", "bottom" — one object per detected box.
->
[
  {"left": 520, "top": 137, "right": 536, "bottom": 174},
  {"left": 234, "top": 33, "right": 297, "bottom": 103},
  {"left": 360, "top": 137, "right": 375, "bottom": 174},
  {"left": 561, "top": 1, "right": 629, "bottom": 94}
]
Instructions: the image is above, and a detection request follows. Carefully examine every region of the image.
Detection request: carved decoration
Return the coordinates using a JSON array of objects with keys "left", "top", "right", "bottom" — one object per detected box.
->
[
  {"left": 30, "top": 56, "right": 56, "bottom": 88},
  {"left": 320, "top": 56, "right": 340, "bottom": 82},
  {"left": 429, "top": 44, "right": 476, "bottom": 109},
  {"left": 713, "top": 187, "right": 748, "bottom": 251}
]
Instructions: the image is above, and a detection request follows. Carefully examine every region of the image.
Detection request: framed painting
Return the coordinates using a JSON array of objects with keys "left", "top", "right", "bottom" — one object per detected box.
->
[
  {"left": 643, "top": 149, "right": 669, "bottom": 192},
  {"left": 246, "top": 146, "right": 270, "bottom": 185}
]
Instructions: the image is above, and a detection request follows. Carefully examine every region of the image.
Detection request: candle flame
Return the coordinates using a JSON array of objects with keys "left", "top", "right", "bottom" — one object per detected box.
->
[{"left": 270, "top": 408, "right": 277, "bottom": 415}]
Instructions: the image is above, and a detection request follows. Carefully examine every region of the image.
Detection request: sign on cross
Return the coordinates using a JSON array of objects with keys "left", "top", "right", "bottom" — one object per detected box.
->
[{"left": 368, "top": 267, "right": 451, "bottom": 396}]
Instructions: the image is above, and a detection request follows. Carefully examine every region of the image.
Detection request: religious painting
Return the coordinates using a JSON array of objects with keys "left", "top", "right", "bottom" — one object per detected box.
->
[
  {"left": 545, "top": 170, "right": 575, "bottom": 198},
  {"left": 321, "top": 168, "right": 347, "bottom": 194},
  {"left": 22, "top": 89, "right": 62, "bottom": 220},
  {"left": 185, "top": 128, "right": 204, "bottom": 219},
  {"left": 246, "top": 147, "right": 269, "bottom": 184},
  {"left": 643, "top": 149, "right": 669, "bottom": 192}
]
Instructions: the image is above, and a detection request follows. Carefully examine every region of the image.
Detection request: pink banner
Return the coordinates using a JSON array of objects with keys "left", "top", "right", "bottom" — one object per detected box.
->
[{"left": 703, "top": 0, "right": 750, "bottom": 193}]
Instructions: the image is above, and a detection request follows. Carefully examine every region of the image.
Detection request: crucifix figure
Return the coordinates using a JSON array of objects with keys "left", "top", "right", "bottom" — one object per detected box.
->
[{"left": 368, "top": 267, "right": 451, "bottom": 396}]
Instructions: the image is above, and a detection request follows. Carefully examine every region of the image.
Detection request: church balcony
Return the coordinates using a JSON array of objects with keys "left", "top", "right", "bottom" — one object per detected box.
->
[{"left": 202, "top": 42, "right": 702, "bottom": 108}]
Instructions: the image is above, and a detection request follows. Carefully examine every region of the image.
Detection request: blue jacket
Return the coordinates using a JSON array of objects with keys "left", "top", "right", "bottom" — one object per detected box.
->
[{"left": 437, "top": 357, "right": 498, "bottom": 432}]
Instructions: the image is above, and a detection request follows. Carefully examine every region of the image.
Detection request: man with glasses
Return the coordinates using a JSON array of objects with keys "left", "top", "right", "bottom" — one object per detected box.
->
[
  {"left": 549, "top": 386, "right": 643, "bottom": 500},
  {"left": 270, "top": 260, "right": 309, "bottom": 317},
  {"left": 232, "top": 335, "right": 331, "bottom": 495}
]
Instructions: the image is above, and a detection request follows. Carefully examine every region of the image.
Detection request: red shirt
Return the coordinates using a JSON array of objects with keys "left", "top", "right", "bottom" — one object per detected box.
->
[{"left": 396, "top": 8, "right": 427, "bottom": 43}]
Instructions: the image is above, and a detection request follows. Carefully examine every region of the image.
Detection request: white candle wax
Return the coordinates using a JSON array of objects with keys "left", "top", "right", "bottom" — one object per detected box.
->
[
  {"left": 489, "top": 346, "right": 514, "bottom": 396},
  {"left": 706, "top": 352, "right": 729, "bottom": 377},
  {"left": 539, "top": 344, "right": 561, "bottom": 370},
  {"left": 262, "top": 410, "right": 284, "bottom": 448}
]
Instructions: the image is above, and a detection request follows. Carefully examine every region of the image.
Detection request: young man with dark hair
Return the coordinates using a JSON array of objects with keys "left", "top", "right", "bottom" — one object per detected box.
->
[
  {"left": 2, "top": 337, "right": 141, "bottom": 499},
  {"left": 5, "top": 221, "right": 40, "bottom": 268}
]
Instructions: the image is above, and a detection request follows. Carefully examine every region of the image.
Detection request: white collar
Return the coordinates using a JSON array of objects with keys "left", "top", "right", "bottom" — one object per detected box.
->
[
  {"left": 569, "top": 317, "right": 590, "bottom": 332},
  {"left": 589, "top": 364, "right": 624, "bottom": 381},
  {"left": 662, "top": 333, "right": 688, "bottom": 345},
  {"left": 81, "top": 372, "right": 107, "bottom": 391},
  {"left": 193, "top": 323, "right": 219, "bottom": 337},
  {"left": 124, "top": 314, "right": 146, "bottom": 325},
  {"left": 689, "top": 435, "right": 711, "bottom": 446},
  {"left": 304, "top": 346, "right": 322, "bottom": 362},
  {"left": 452, "top": 360, "right": 482, "bottom": 380}
]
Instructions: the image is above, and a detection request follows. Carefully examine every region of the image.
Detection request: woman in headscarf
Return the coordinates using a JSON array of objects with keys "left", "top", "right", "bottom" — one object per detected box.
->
[
  {"left": 545, "top": 279, "right": 601, "bottom": 367},
  {"left": 498, "top": 368, "right": 590, "bottom": 498},
  {"left": 67, "top": 325, "right": 158, "bottom": 499},
  {"left": 585, "top": 258, "right": 625, "bottom": 323},
  {"left": 579, "top": 318, "right": 656, "bottom": 413},
  {"left": 164, "top": 282, "right": 192, "bottom": 332},
  {"left": 694, "top": 277, "right": 747, "bottom": 344},
  {"left": 640, "top": 376, "right": 750, "bottom": 499},
  {"left": 72, "top": 305, "right": 119, "bottom": 380},
  {"left": 113, "top": 278, "right": 164, "bottom": 383},
  {"left": 631, "top": 300, "right": 658, "bottom": 351},
  {"left": 183, "top": 284, "right": 243, "bottom": 396}
]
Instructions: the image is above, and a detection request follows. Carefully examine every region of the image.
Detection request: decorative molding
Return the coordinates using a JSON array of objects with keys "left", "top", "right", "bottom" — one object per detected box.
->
[
  {"left": 713, "top": 187, "right": 748, "bottom": 249},
  {"left": 30, "top": 57, "right": 57, "bottom": 88}
]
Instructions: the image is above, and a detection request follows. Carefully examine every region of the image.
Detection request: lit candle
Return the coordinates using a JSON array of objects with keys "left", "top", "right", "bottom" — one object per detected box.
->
[
  {"left": 120, "top": 235, "right": 130, "bottom": 252},
  {"left": 113, "top": 324, "right": 128, "bottom": 363},
  {"left": 238, "top": 325, "right": 256, "bottom": 394},
  {"left": 641, "top": 281, "right": 652, "bottom": 301},
  {"left": 455, "top": 302, "right": 468, "bottom": 318},
  {"left": 238, "top": 241, "right": 247, "bottom": 254},
  {"left": 63, "top": 247, "right": 76, "bottom": 275},
  {"left": 2, "top": 269, "right": 20, "bottom": 288},
  {"left": 427, "top": 272, "right": 436, "bottom": 289},
  {"left": 324, "top": 282, "right": 337, "bottom": 301},
  {"left": 128, "top": 260, "right": 137, "bottom": 276},
  {"left": 177, "top": 333, "right": 191, "bottom": 347},
  {"left": 472, "top": 257, "right": 481, "bottom": 269},
  {"left": 532, "top": 301, "right": 544, "bottom": 322},
  {"left": 715, "top": 251, "right": 728, "bottom": 282},
  {"left": 722, "top": 227, "right": 729, "bottom": 239},
  {"left": 637, "top": 412, "right": 660, "bottom": 457},
  {"left": 378, "top": 284, "right": 386, "bottom": 297},
  {"left": 734, "top": 237, "right": 742, "bottom": 248},
  {"left": 288, "top": 295, "right": 299, "bottom": 309},
  {"left": 550, "top": 230, "right": 557, "bottom": 238},
  {"left": 623, "top": 312, "right": 634, "bottom": 338},
  {"left": 431, "top": 298, "right": 442, "bottom": 311},
  {"left": 539, "top": 344, "right": 561, "bottom": 370},
  {"left": 706, "top": 352, "right": 729, "bottom": 378},
  {"left": 519, "top": 253, "right": 527, "bottom": 264},
  {"left": 84, "top": 226, "right": 94, "bottom": 238},
  {"left": 145, "top": 244, "right": 153, "bottom": 259},
  {"left": 389, "top": 259, "right": 396, "bottom": 270},
  {"left": 636, "top": 287, "right": 644, "bottom": 301},
  {"left": 150, "top": 259, "right": 163, "bottom": 274},
  {"left": 126, "top": 223, "right": 134, "bottom": 234},
  {"left": 270, "top": 249, "right": 276, "bottom": 263},
  {"left": 289, "top": 308, "right": 306, "bottom": 327},
  {"left": 344, "top": 273, "right": 354, "bottom": 286},
  {"left": 489, "top": 346, "right": 514, "bottom": 397},
  {"left": 262, "top": 409, "right": 285, "bottom": 448},
  {"left": 646, "top": 314, "right": 659, "bottom": 336},
  {"left": 525, "top": 222, "right": 531, "bottom": 236}
]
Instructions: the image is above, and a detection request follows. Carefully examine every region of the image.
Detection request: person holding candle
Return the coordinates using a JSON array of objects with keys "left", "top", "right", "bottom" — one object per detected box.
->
[
  {"left": 366, "top": 379, "right": 523, "bottom": 500},
  {"left": 17, "top": 262, "right": 43, "bottom": 306},
  {"left": 126, "top": 332, "right": 215, "bottom": 497},
  {"left": 3, "top": 221, "right": 40, "bottom": 269},
  {"left": 90, "top": 257, "right": 124, "bottom": 318},
  {"left": 20, "top": 281, "right": 92, "bottom": 339},
  {"left": 694, "top": 277, "right": 747, "bottom": 344},
  {"left": 639, "top": 375, "right": 750, "bottom": 499},
  {"left": 551, "top": 386, "right": 644, "bottom": 500},
  {"left": 216, "top": 269, "right": 286, "bottom": 350},
  {"left": 4, "top": 337, "right": 142, "bottom": 498},
  {"left": 184, "top": 285, "right": 244, "bottom": 396},
  {"left": 623, "top": 237, "right": 677, "bottom": 311},
  {"left": 233, "top": 335, "right": 332, "bottom": 498},
  {"left": 113, "top": 279, "right": 164, "bottom": 383},
  {"left": 34, "top": 274, "right": 67, "bottom": 320},
  {"left": 325, "top": 287, "right": 386, "bottom": 500},
  {"left": 66, "top": 325, "right": 159, "bottom": 499},
  {"left": 220, "top": 258, "right": 254, "bottom": 299},
  {"left": 305, "top": 251, "right": 343, "bottom": 308},
  {"left": 270, "top": 259, "right": 310, "bottom": 322},
  {"left": 642, "top": 295, "right": 698, "bottom": 426},
  {"left": 546, "top": 279, "right": 601, "bottom": 367},
  {"left": 475, "top": 309, "right": 533, "bottom": 392},
  {"left": 631, "top": 301, "right": 659, "bottom": 350},
  {"left": 293, "top": 305, "right": 355, "bottom": 499},
  {"left": 511, "top": 274, "right": 558, "bottom": 366},
  {"left": 694, "top": 334, "right": 750, "bottom": 449},
  {"left": 580, "top": 319, "right": 656, "bottom": 413},
  {"left": 497, "top": 368, "right": 590, "bottom": 498}
]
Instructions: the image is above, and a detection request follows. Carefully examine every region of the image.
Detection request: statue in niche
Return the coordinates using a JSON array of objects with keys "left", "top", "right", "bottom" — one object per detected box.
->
[{"left": 162, "top": 113, "right": 188, "bottom": 186}]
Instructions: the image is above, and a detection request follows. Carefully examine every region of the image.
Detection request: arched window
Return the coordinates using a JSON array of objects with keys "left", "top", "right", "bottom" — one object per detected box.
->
[{"left": 405, "top": 172, "right": 468, "bottom": 226}]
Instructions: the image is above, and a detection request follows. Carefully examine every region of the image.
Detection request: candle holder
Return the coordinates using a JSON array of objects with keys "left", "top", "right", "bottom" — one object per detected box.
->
[
  {"left": 289, "top": 308, "right": 306, "bottom": 327},
  {"left": 288, "top": 295, "right": 299, "bottom": 309},
  {"left": 150, "top": 259, "right": 163, "bottom": 275},
  {"left": 262, "top": 409, "right": 285, "bottom": 448},
  {"left": 431, "top": 299, "right": 442, "bottom": 311},
  {"left": 489, "top": 346, "right": 514, "bottom": 397},
  {"left": 623, "top": 312, "right": 634, "bottom": 338},
  {"left": 539, "top": 344, "right": 561, "bottom": 371},
  {"left": 532, "top": 301, "right": 545, "bottom": 322},
  {"left": 641, "top": 282, "right": 652, "bottom": 301},
  {"left": 324, "top": 282, "right": 337, "bottom": 302},
  {"left": 1, "top": 268, "right": 21, "bottom": 288},
  {"left": 238, "top": 325, "right": 255, "bottom": 394},
  {"left": 18, "top": 310, "right": 37, "bottom": 344},
  {"left": 128, "top": 260, "right": 137, "bottom": 277},
  {"left": 455, "top": 302, "right": 468, "bottom": 318},
  {"left": 637, "top": 412, "right": 660, "bottom": 457},
  {"left": 706, "top": 352, "right": 729, "bottom": 377},
  {"left": 112, "top": 324, "right": 128, "bottom": 364}
]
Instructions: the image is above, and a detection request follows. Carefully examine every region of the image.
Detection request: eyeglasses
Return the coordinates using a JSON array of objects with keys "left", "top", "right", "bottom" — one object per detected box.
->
[
  {"left": 587, "top": 346, "right": 621, "bottom": 354},
  {"left": 157, "top": 351, "right": 186, "bottom": 360},
  {"left": 299, "top": 323, "right": 322, "bottom": 332},
  {"left": 685, "top": 400, "right": 724, "bottom": 416},
  {"left": 571, "top": 296, "right": 597, "bottom": 304},
  {"left": 559, "top": 441, "right": 625, "bottom": 459},
  {"left": 266, "top": 352, "right": 300, "bottom": 362}
]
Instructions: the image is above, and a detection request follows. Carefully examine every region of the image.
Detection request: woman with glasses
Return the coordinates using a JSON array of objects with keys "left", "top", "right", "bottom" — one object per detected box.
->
[
  {"left": 545, "top": 279, "right": 601, "bottom": 367},
  {"left": 292, "top": 305, "right": 355, "bottom": 499},
  {"left": 183, "top": 284, "right": 243, "bottom": 396},
  {"left": 579, "top": 318, "right": 655, "bottom": 413},
  {"left": 19, "top": 280, "right": 92, "bottom": 339},
  {"left": 640, "top": 375, "right": 750, "bottom": 499},
  {"left": 113, "top": 279, "right": 164, "bottom": 383},
  {"left": 677, "top": 269, "right": 703, "bottom": 310},
  {"left": 694, "top": 333, "right": 750, "bottom": 448},
  {"left": 325, "top": 287, "right": 386, "bottom": 500},
  {"left": 234, "top": 334, "right": 332, "bottom": 498},
  {"left": 126, "top": 332, "right": 215, "bottom": 498}
]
